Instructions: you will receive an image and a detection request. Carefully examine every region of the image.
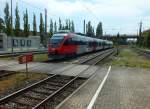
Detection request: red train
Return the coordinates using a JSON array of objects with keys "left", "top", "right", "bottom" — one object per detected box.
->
[{"left": 48, "top": 30, "right": 113, "bottom": 59}]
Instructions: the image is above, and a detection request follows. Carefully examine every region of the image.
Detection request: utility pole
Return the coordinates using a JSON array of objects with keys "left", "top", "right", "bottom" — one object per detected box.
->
[
  {"left": 138, "top": 21, "right": 142, "bottom": 45},
  {"left": 44, "top": 8, "right": 47, "bottom": 47},
  {"left": 83, "top": 20, "right": 85, "bottom": 34},
  {"left": 139, "top": 21, "right": 142, "bottom": 37},
  {"left": 11, "top": 0, "right": 14, "bottom": 54},
  {"left": 45, "top": 9, "right": 47, "bottom": 34}
]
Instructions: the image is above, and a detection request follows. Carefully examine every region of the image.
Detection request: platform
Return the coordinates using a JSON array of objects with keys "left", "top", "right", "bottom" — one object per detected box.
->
[{"left": 56, "top": 66, "right": 150, "bottom": 109}]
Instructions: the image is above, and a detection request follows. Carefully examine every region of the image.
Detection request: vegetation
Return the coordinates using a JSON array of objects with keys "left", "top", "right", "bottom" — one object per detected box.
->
[
  {"left": 86, "top": 21, "right": 95, "bottom": 36},
  {"left": 39, "top": 13, "right": 44, "bottom": 43},
  {"left": 54, "top": 21, "right": 57, "bottom": 33},
  {"left": 110, "top": 48, "right": 150, "bottom": 68},
  {"left": 96, "top": 22, "right": 103, "bottom": 37},
  {"left": 49, "top": 19, "right": 54, "bottom": 37},
  {"left": 58, "top": 18, "right": 62, "bottom": 30},
  {"left": 33, "top": 54, "right": 48, "bottom": 62},
  {"left": 33, "top": 14, "right": 37, "bottom": 36},
  {"left": 14, "top": 5, "right": 20, "bottom": 36},
  {"left": 141, "top": 29, "right": 150, "bottom": 48},
  {"left": 23, "top": 9, "right": 30, "bottom": 37},
  {"left": 0, "top": 2, "right": 104, "bottom": 42},
  {"left": 0, "top": 17, "right": 5, "bottom": 33},
  {"left": 4, "top": 2, "right": 12, "bottom": 36},
  {"left": 0, "top": 72, "right": 47, "bottom": 93}
]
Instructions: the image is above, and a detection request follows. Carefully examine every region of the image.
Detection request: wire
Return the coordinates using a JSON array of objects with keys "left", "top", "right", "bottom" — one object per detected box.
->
[{"left": 78, "top": 0, "right": 100, "bottom": 21}]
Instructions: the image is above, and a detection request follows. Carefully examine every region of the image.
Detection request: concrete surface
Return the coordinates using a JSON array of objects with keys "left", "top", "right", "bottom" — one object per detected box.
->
[
  {"left": 56, "top": 66, "right": 150, "bottom": 109},
  {"left": 93, "top": 67, "right": 150, "bottom": 109},
  {"left": 56, "top": 67, "right": 108, "bottom": 109}
]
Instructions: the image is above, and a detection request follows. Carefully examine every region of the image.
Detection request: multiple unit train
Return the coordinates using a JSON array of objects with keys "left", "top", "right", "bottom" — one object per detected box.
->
[{"left": 48, "top": 31, "right": 113, "bottom": 59}]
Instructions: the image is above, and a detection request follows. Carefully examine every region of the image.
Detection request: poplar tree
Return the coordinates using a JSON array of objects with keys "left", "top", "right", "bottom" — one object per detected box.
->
[
  {"left": 54, "top": 21, "right": 57, "bottom": 33},
  {"left": 71, "top": 21, "right": 75, "bottom": 32},
  {"left": 86, "top": 21, "right": 93, "bottom": 36},
  {"left": 59, "top": 18, "right": 62, "bottom": 30},
  {"left": 23, "top": 9, "right": 30, "bottom": 37},
  {"left": 33, "top": 14, "right": 37, "bottom": 36},
  {"left": 14, "top": 5, "right": 20, "bottom": 36},
  {"left": 0, "top": 18, "right": 4, "bottom": 33},
  {"left": 65, "top": 19, "right": 69, "bottom": 30},
  {"left": 39, "top": 13, "right": 44, "bottom": 43},
  {"left": 68, "top": 20, "right": 71, "bottom": 30},
  {"left": 49, "top": 19, "right": 53, "bottom": 37},
  {"left": 96, "top": 22, "right": 103, "bottom": 37},
  {"left": 4, "top": 2, "right": 12, "bottom": 36}
]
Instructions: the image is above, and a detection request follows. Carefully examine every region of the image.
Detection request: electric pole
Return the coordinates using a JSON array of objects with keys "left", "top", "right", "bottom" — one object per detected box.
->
[
  {"left": 138, "top": 21, "right": 142, "bottom": 45},
  {"left": 11, "top": 0, "right": 14, "bottom": 54},
  {"left": 83, "top": 20, "right": 85, "bottom": 34},
  {"left": 45, "top": 9, "right": 47, "bottom": 34},
  {"left": 139, "top": 21, "right": 142, "bottom": 37},
  {"left": 44, "top": 8, "right": 47, "bottom": 46}
]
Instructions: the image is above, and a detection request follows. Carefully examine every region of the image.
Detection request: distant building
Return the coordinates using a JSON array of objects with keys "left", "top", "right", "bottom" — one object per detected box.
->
[{"left": 0, "top": 33, "right": 42, "bottom": 52}]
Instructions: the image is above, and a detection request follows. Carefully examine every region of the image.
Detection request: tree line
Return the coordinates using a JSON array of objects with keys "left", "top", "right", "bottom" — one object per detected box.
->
[
  {"left": 0, "top": 3, "right": 75, "bottom": 37},
  {"left": 85, "top": 20, "right": 103, "bottom": 37},
  {"left": 0, "top": 2, "right": 103, "bottom": 40}
]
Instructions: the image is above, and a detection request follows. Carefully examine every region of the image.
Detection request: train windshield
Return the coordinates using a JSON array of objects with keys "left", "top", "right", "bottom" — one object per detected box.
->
[{"left": 50, "top": 35, "right": 64, "bottom": 47}]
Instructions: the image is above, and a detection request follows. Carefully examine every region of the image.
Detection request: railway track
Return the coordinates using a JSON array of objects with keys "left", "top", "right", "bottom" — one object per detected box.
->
[
  {"left": 0, "top": 50, "right": 48, "bottom": 58},
  {"left": 133, "top": 47, "right": 150, "bottom": 59},
  {"left": 0, "top": 49, "right": 114, "bottom": 109},
  {"left": 0, "top": 70, "right": 17, "bottom": 78},
  {"left": 78, "top": 49, "right": 114, "bottom": 64}
]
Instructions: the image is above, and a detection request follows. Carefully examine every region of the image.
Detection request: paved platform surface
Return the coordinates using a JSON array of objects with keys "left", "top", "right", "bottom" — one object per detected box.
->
[
  {"left": 0, "top": 60, "right": 97, "bottom": 77},
  {"left": 56, "top": 66, "right": 150, "bottom": 109},
  {"left": 93, "top": 67, "right": 150, "bottom": 109}
]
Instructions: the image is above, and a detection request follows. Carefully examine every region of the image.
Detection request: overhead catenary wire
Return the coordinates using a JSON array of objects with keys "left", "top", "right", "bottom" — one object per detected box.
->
[{"left": 78, "top": 0, "right": 100, "bottom": 21}]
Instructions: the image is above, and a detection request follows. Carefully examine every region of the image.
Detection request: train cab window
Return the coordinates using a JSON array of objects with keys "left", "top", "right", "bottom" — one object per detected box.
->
[
  {"left": 64, "top": 39, "right": 73, "bottom": 45},
  {"left": 50, "top": 35, "right": 64, "bottom": 47}
]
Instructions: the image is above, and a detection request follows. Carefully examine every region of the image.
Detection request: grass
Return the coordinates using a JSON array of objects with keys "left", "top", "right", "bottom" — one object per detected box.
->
[
  {"left": 109, "top": 48, "right": 150, "bottom": 68},
  {"left": 33, "top": 54, "right": 48, "bottom": 62},
  {"left": 0, "top": 72, "right": 48, "bottom": 93}
]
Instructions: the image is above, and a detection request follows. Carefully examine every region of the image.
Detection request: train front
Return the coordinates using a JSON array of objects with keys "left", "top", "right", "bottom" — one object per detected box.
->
[{"left": 48, "top": 34, "right": 65, "bottom": 59}]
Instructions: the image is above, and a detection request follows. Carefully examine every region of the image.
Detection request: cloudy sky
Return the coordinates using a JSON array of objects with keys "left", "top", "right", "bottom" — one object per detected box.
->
[{"left": 0, "top": 0, "right": 150, "bottom": 35}]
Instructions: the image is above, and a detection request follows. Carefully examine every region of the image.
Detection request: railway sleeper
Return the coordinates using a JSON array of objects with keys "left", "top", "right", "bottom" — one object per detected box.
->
[
  {"left": 31, "top": 89, "right": 53, "bottom": 95},
  {"left": 45, "top": 82, "right": 65, "bottom": 87},
  {"left": 22, "top": 94, "right": 44, "bottom": 101}
]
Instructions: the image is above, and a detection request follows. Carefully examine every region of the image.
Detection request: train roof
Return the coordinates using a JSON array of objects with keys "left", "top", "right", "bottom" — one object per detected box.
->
[{"left": 52, "top": 32, "right": 113, "bottom": 44}]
